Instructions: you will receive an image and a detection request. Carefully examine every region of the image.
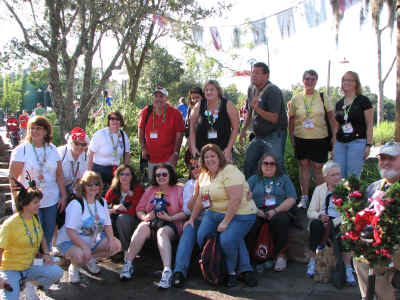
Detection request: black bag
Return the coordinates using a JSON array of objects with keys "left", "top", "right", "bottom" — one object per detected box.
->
[
  {"left": 329, "top": 219, "right": 346, "bottom": 289},
  {"left": 199, "top": 235, "right": 225, "bottom": 285},
  {"left": 140, "top": 105, "right": 153, "bottom": 173},
  {"left": 320, "top": 92, "right": 333, "bottom": 151}
]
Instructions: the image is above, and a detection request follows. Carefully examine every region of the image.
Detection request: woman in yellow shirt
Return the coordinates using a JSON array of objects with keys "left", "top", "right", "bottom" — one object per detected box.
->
[
  {"left": 0, "top": 182, "right": 63, "bottom": 300},
  {"left": 187, "top": 144, "right": 257, "bottom": 287}
]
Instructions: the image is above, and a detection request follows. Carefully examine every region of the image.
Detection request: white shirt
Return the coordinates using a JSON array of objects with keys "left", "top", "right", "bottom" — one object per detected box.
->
[
  {"left": 11, "top": 142, "right": 61, "bottom": 208},
  {"left": 88, "top": 127, "right": 130, "bottom": 166},
  {"left": 57, "top": 145, "right": 89, "bottom": 186},
  {"left": 183, "top": 179, "right": 195, "bottom": 215},
  {"left": 56, "top": 198, "right": 111, "bottom": 247}
]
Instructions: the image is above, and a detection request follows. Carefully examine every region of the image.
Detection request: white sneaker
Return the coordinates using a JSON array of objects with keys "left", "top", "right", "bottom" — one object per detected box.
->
[
  {"left": 306, "top": 258, "right": 315, "bottom": 277},
  {"left": 345, "top": 266, "right": 356, "bottom": 285},
  {"left": 23, "top": 281, "right": 39, "bottom": 300},
  {"left": 120, "top": 261, "right": 134, "bottom": 280},
  {"left": 86, "top": 257, "right": 100, "bottom": 274},
  {"left": 157, "top": 269, "right": 172, "bottom": 289},
  {"left": 68, "top": 264, "right": 80, "bottom": 283},
  {"left": 298, "top": 195, "right": 309, "bottom": 209}
]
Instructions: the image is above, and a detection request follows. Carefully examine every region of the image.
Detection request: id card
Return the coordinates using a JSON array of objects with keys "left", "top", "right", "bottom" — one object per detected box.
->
[
  {"left": 150, "top": 132, "right": 158, "bottom": 139},
  {"left": 264, "top": 195, "right": 276, "bottom": 207},
  {"left": 208, "top": 129, "right": 217, "bottom": 139},
  {"left": 33, "top": 258, "right": 43, "bottom": 266},
  {"left": 302, "top": 118, "right": 314, "bottom": 129},
  {"left": 202, "top": 194, "right": 211, "bottom": 209},
  {"left": 342, "top": 123, "right": 353, "bottom": 134}
]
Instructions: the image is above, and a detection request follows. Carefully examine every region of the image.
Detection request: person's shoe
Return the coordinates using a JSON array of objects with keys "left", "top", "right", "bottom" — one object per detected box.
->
[
  {"left": 157, "top": 269, "right": 172, "bottom": 289},
  {"left": 172, "top": 272, "right": 185, "bottom": 288},
  {"left": 23, "top": 281, "right": 39, "bottom": 300},
  {"left": 86, "top": 257, "right": 101, "bottom": 274},
  {"left": 306, "top": 258, "right": 315, "bottom": 277},
  {"left": 224, "top": 274, "right": 238, "bottom": 288},
  {"left": 345, "top": 266, "right": 356, "bottom": 286},
  {"left": 274, "top": 256, "right": 287, "bottom": 272},
  {"left": 263, "top": 260, "right": 275, "bottom": 270},
  {"left": 238, "top": 271, "right": 258, "bottom": 287},
  {"left": 120, "top": 261, "right": 134, "bottom": 281},
  {"left": 255, "top": 263, "right": 264, "bottom": 273},
  {"left": 68, "top": 264, "right": 80, "bottom": 283},
  {"left": 298, "top": 195, "right": 309, "bottom": 209}
]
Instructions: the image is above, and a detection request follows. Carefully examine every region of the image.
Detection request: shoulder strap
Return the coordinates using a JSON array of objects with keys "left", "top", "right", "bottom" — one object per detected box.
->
[
  {"left": 120, "top": 130, "right": 126, "bottom": 154},
  {"left": 62, "top": 146, "right": 68, "bottom": 162},
  {"left": 75, "top": 197, "right": 85, "bottom": 214},
  {"left": 325, "top": 191, "right": 331, "bottom": 215},
  {"left": 142, "top": 105, "right": 153, "bottom": 145},
  {"left": 320, "top": 92, "right": 327, "bottom": 112}
]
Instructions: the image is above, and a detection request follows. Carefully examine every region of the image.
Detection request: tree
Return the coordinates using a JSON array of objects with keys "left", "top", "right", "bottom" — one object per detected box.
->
[{"left": 224, "top": 84, "right": 243, "bottom": 105}]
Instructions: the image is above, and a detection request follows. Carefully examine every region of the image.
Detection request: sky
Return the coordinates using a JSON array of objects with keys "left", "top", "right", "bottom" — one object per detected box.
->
[{"left": 0, "top": 0, "right": 397, "bottom": 100}]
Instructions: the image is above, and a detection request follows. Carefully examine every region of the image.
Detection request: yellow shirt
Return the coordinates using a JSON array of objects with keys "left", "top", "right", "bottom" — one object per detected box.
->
[
  {"left": 199, "top": 164, "right": 257, "bottom": 215},
  {"left": 288, "top": 92, "right": 333, "bottom": 139},
  {"left": 0, "top": 214, "right": 43, "bottom": 271}
]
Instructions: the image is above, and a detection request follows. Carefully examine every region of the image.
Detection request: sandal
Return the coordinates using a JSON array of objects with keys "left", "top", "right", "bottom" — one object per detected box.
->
[{"left": 274, "top": 256, "right": 287, "bottom": 272}]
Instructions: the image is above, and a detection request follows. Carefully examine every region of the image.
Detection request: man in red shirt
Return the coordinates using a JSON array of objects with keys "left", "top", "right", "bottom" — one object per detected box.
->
[
  {"left": 138, "top": 87, "right": 185, "bottom": 179},
  {"left": 18, "top": 109, "right": 29, "bottom": 138}
]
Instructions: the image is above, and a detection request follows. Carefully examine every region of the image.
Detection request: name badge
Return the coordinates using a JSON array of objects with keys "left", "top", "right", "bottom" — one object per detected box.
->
[
  {"left": 208, "top": 129, "right": 217, "bottom": 139},
  {"left": 33, "top": 258, "right": 43, "bottom": 266},
  {"left": 302, "top": 118, "right": 314, "bottom": 129},
  {"left": 264, "top": 195, "right": 276, "bottom": 207},
  {"left": 202, "top": 194, "right": 211, "bottom": 209},
  {"left": 342, "top": 123, "right": 353, "bottom": 134},
  {"left": 150, "top": 132, "right": 158, "bottom": 139}
]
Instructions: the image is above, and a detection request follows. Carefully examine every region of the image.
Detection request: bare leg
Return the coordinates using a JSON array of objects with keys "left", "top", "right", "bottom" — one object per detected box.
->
[
  {"left": 125, "top": 221, "right": 151, "bottom": 262},
  {"left": 299, "top": 159, "right": 311, "bottom": 197},
  {"left": 65, "top": 245, "right": 91, "bottom": 267},
  {"left": 92, "top": 237, "right": 121, "bottom": 259},
  {"left": 156, "top": 226, "right": 176, "bottom": 268},
  {"left": 311, "top": 161, "right": 324, "bottom": 186}
]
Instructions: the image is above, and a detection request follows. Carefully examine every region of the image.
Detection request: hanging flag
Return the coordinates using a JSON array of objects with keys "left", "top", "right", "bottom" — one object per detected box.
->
[
  {"left": 193, "top": 26, "right": 203, "bottom": 46},
  {"left": 233, "top": 27, "right": 241, "bottom": 48},
  {"left": 304, "top": 0, "right": 327, "bottom": 28},
  {"left": 210, "top": 26, "right": 222, "bottom": 51},
  {"left": 276, "top": 8, "right": 296, "bottom": 39},
  {"left": 338, "top": 0, "right": 361, "bottom": 15},
  {"left": 233, "top": 70, "right": 251, "bottom": 77},
  {"left": 251, "top": 19, "right": 267, "bottom": 45}
]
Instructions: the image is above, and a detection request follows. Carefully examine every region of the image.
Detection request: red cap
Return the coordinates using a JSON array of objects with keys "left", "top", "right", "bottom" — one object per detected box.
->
[{"left": 70, "top": 127, "right": 86, "bottom": 141}]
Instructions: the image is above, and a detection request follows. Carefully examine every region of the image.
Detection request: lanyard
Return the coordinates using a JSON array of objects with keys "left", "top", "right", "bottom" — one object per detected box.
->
[
  {"left": 152, "top": 110, "right": 166, "bottom": 128},
  {"left": 205, "top": 98, "right": 220, "bottom": 128},
  {"left": 70, "top": 160, "right": 80, "bottom": 182},
  {"left": 20, "top": 214, "right": 39, "bottom": 248},
  {"left": 84, "top": 198, "right": 98, "bottom": 224},
  {"left": 32, "top": 143, "right": 46, "bottom": 171},
  {"left": 343, "top": 96, "right": 356, "bottom": 122},
  {"left": 108, "top": 130, "right": 119, "bottom": 159},
  {"left": 302, "top": 91, "right": 316, "bottom": 118}
]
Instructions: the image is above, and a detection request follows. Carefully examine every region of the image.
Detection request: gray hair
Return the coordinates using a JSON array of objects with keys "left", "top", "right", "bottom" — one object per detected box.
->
[{"left": 322, "top": 161, "right": 341, "bottom": 177}]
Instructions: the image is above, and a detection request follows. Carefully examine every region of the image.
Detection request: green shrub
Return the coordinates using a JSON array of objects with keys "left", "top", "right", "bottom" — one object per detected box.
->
[{"left": 373, "top": 121, "right": 395, "bottom": 146}]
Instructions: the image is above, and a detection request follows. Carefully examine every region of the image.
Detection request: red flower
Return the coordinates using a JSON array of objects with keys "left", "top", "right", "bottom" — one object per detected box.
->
[
  {"left": 381, "top": 249, "right": 392, "bottom": 258},
  {"left": 349, "top": 190, "right": 363, "bottom": 198},
  {"left": 373, "top": 227, "right": 382, "bottom": 246},
  {"left": 333, "top": 198, "right": 343, "bottom": 207}
]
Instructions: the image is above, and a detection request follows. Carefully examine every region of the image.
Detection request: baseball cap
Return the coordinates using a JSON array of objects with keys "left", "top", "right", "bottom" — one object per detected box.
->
[
  {"left": 378, "top": 141, "right": 400, "bottom": 157},
  {"left": 70, "top": 127, "right": 87, "bottom": 142},
  {"left": 153, "top": 87, "right": 168, "bottom": 96}
]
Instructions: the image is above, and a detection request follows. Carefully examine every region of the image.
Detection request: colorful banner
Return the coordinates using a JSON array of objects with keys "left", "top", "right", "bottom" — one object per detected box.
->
[
  {"left": 276, "top": 8, "right": 296, "bottom": 39},
  {"left": 304, "top": 0, "right": 327, "bottom": 28},
  {"left": 251, "top": 19, "right": 267, "bottom": 45},
  {"left": 210, "top": 26, "right": 222, "bottom": 50}
]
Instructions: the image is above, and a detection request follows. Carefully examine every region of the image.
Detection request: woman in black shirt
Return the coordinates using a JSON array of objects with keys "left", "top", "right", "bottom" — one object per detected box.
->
[{"left": 333, "top": 71, "right": 374, "bottom": 178}]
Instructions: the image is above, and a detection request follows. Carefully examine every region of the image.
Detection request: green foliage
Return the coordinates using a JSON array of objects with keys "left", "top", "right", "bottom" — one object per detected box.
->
[
  {"left": 1, "top": 72, "right": 24, "bottom": 113},
  {"left": 223, "top": 84, "right": 244, "bottom": 105},
  {"left": 360, "top": 159, "right": 381, "bottom": 184},
  {"left": 373, "top": 121, "right": 395, "bottom": 145}
]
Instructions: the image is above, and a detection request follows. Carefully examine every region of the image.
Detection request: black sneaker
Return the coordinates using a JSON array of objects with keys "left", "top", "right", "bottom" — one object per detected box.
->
[
  {"left": 225, "top": 274, "right": 238, "bottom": 288},
  {"left": 172, "top": 272, "right": 185, "bottom": 288},
  {"left": 238, "top": 271, "right": 258, "bottom": 287}
]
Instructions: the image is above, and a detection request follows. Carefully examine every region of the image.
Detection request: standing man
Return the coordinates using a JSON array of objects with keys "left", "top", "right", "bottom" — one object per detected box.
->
[
  {"left": 239, "top": 62, "right": 288, "bottom": 178},
  {"left": 34, "top": 102, "right": 46, "bottom": 116},
  {"left": 18, "top": 110, "right": 29, "bottom": 139},
  {"left": 138, "top": 87, "right": 185, "bottom": 179},
  {"left": 353, "top": 141, "right": 400, "bottom": 300},
  {"left": 73, "top": 99, "right": 80, "bottom": 120}
]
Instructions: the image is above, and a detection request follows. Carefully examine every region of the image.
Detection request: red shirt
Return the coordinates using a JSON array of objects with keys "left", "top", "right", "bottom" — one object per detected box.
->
[
  {"left": 138, "top": 104, "right": 185, "bottom": 163},
  {"left": 6, "top": 118, "right": 18, "bottom": 132},
  {"left": 18, "top": 115, "right": 29, "bottom": 129},
  {"left": 105, "top": 184, "right": 145, "bottom": 217}
]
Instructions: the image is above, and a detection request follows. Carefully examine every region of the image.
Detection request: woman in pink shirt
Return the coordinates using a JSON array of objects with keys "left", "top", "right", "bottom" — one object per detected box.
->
[{"left": 120, "top": 164, "right": 185, "bottom": 288}]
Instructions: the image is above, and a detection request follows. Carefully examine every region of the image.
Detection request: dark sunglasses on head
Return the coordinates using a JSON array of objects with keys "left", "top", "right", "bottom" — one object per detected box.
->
[
  {"left": 86, "top": 182, "right": 100, "bottom": 187},
  {"left": 109, "top": 117, "right": 120, "bottom": 121},
  {"left": 263, "top": 161, "right": 276, "bottom": 166},
  {"left": 73, "top": 141, "right": 87, "bottom": 147},
  {"left": 155, "top": 172, "right": 169, "bottom": 178}
]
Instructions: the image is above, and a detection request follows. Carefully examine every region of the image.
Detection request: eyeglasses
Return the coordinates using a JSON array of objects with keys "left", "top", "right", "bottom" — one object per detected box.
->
[
  {"left": 119, "top": 172, "right": 131, "bottom": 177},
  {"left": 73, "top": 141, "right": 87, "bottom": 147},
  {"left": 304, "top": 77, "right": 317, "bottom": 82},
  {"left": 263, "top": 161, "right": 276, "bottom": 166},
  {"left": 86, "top": 182, "right": 100, "bottom": 187},
  {"left": 155, "top": 172, "right": 169, "bottom": 178},
  {"left": 109, "top": 117, "right": 120, "bottom": 121},
  {"left": 342, "top": 79, "right": 355, "bottom": 82}
]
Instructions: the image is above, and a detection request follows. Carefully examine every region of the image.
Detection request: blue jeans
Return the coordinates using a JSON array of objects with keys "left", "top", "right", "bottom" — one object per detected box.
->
[
  {"left": 38, "top": 204, "right": 58, "bottom": 250},
  {"left": 244, "top": 130, "right": 286, "bottom": 179},
  {"left": 197, "top": 210, "right": 256, "bottom": 274},
  {"left": 0, "top": 264, "right": 63, "bottom": 300},
  {"left": 173, "top": 219, "right": 201, "bottom": 277},
  {"left": 334, "top": 138, "right": 366, "bottom": 178}
]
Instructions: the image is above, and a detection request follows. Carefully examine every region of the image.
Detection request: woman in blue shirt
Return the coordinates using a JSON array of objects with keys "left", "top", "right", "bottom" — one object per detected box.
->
[{"left": 246, "top": 153, "right": 297, "bottom": 272}]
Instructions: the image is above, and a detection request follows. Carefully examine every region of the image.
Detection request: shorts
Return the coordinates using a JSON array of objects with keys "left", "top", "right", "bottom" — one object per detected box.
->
[
  {"left": 56, "top": 233, "right": 106, "bottom": 255},
  {"left": 294, "top": 136, "right": 329, "bottom": 163}
]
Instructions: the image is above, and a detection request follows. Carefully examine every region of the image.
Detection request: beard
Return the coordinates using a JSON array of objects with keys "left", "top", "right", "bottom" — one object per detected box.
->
[{"left": 379, "top": 168, "right": 400, "bottom": 180}]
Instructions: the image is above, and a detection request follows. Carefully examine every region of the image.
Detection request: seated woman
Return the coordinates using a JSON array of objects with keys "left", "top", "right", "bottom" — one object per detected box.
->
[
  {"left": 105, "top": 164, "right": 145, "bottom": 253},
  {"left": 188, "top": 144, "right": 258, "bottom": 287},
  {"left": 172, "top": 158, "right": 201, "bottom": 288},
  {"left": 55, "top": 171, "right": 121, "bottom": 283},
  {"left": 120, "top": 164, "right": 186, "bottom": 289},
  {"left": 306, "top": 161, "right": 355, "bottom": 285},
  {"left": 0, "top": 179, "right": 63, "bottom": 299},
  {"left": 246, "top": 153, "right": 297, "bottom": 272}
]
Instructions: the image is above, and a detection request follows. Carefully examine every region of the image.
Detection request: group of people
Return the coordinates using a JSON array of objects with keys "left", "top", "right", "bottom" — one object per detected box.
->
[{"left": 0, "top": 60, "right": 393, "bottom": 300}]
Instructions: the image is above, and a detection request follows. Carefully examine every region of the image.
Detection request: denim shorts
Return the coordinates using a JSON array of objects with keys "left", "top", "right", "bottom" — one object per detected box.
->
[{"left": 56, "top": 233, "right": 106, "bottom": 255}]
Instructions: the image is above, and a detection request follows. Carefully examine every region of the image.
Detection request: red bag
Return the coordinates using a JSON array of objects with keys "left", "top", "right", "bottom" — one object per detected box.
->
[
  {"left": 199, "top": 235, "right": 224, "bottom": 285},
  {"left": 253, "top": 222, "right": 274, "bottom": 262}
]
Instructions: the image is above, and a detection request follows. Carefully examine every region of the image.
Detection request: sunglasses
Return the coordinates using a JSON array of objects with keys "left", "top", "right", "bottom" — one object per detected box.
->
[
  {"left": 304, "top": 77, "right": 316, "bottom": 82},
  {"left": 190, "top": 165, "right": 200, "bottom": 171},
  {"left": 86, "top": 182, "right": 100, "bottom": 187},
  {"left": 155, "top": 172, "right": 169, "bottom": 178},
  {"left": 109, "top": 117, "right": 120, "bottom": 121},
  {"left": 119, "top": 172, "right": 131, "bottom": 177},
  {"left": 263, "top": 161, "right": 276, "bottom": 166},
  {"left": 73, "top": 141, "right": 87, "bottom": 147}
]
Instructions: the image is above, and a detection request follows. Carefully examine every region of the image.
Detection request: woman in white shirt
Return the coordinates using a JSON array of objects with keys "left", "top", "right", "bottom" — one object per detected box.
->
[
  {"left": 88, "top": 111, "right": 130, "bottom": 188},
  {"left": 55, "top": 171, "right": 121, "bottom": 283},
  {"left": 9, "top": 116, "right": 67, "bottom": 250},
  {"left": 57, "top": 127, "right": 89, "bottom": 195}
]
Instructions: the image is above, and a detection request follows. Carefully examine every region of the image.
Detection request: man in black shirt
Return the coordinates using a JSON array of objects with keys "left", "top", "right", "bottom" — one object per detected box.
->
[{"left": 239, "top": 62, "right": 288, "bottom": 178}]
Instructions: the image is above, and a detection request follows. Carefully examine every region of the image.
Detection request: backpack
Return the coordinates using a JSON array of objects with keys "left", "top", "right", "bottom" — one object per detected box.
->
[
  {"left": 199, "top": 235, "right": 225, "bottom": 285},
  {"left": 253, "top": 221, "right": 274, "bottom": 262},
  {"left": 56, "top": 196, "right": 104, "bottom": 228},
  {"left": 139, "top": 105, "right": 153, "bottom": 173}
]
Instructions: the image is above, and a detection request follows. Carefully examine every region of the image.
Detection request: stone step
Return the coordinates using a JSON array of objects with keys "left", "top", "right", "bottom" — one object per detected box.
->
[
  {"left": 0, "top": 184, "right": 10, "bottom": 193},
  {"left": 0, "top": 162, "right": 8, "bottom": 169},
  {"left": 0, "top": 177, "right": 9, "bottom": 184}
]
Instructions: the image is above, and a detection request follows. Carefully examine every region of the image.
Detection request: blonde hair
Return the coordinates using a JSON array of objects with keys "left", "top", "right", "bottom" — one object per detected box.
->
[{"left": 75, "top": 171, "right": 103, "bottom": 200}]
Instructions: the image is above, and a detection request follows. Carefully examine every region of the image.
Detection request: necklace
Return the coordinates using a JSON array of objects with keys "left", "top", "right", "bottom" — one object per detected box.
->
[
  {"left": 84, "top": 197, "right": 99, "bottom": 224},
  {"left": 20, "top": 214, "right": 40, "bottom": 248},
  {"left": 204, "top": 98, "right": 220, "bottom": 128},
  {"left": 152, "top": 109, "right": 166, "bottom": 128},
  {"left": 302, "top": 91, "right": 316, "bottom": 118},
  {"left": 343, "top": 96, "right": 356, "bottom": 122}
]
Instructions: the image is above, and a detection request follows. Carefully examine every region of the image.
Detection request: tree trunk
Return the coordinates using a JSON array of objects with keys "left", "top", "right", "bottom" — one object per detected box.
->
[{"left": 396, "top": 0, "right": 400, "bottom": 141}]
